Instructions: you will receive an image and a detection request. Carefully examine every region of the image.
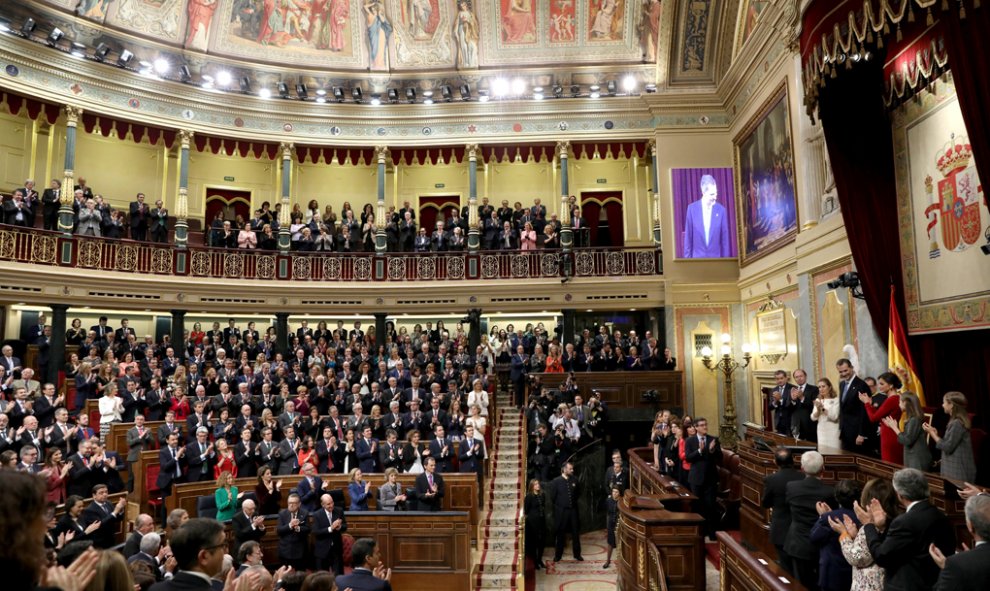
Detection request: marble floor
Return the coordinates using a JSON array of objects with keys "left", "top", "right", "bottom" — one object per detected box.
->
[{"left": 532, "top": 531, "right": 720, "bottom": 591}]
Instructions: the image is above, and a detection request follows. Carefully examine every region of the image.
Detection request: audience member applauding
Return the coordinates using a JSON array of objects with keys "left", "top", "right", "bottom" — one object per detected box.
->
[
  {"left": 859, "top": 372, "right": 904, "bottom": 464},
  {"left": 882, "top": 391, "right": 932, "bottom": 472},
  {"left": 930, "top": 494, "right": 990, "bottom": 591},
  {"left": 811, "top": 479, "right": 862, "bottom": 591},
  {"left": 784, "top": 451, "right": 834, "bottom": 588},
  {"left": 923, "top": 392, "right": 977, "bottom": 483}
]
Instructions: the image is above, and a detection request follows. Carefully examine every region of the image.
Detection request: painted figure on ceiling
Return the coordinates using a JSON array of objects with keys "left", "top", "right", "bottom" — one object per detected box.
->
[
  {"left": 501, "top": 0, "right": 536, "bottom": 44},
  {"left": 365, "top": 0, "right": 393, "bottom": 70},
  {"left": 454, "top": 0, "right": 479, "bottom": 68},
  {"left": 186, "top": 0, "right": 219, "bottom": 49},
  {"left": 76, "top": 0, "right": 113, "bottom": 20},
  {"left": 313, "top": 0, "right": 349, "bottom": 50},
  {"left": 403, "top": 0, "right": 439, "bottom": 39},
  {"left": 639, "top": 0, "right": 661, "bottom": 61},
  {"left": 590, "top": 0, "right": 620, "bottom": 40}
]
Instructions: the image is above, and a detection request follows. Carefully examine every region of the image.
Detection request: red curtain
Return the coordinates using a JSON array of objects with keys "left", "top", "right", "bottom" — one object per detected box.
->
[
  {"left": 205, "top": 189, "right": 252, "bottom": 227},
  {"left": 942, "top": 7, "right": 990, "bottom": 208},
  {"left": 580, "top": 192, "right": 624, "bottom": 247}
]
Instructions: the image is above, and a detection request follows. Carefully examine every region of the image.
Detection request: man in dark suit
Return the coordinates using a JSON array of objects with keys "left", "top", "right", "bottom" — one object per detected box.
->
[
  {"left": 296, "top": 463, "right": 324, "bottom": 513},
  {"left": 933, "top": 494, "right": 990, "bottom": 591},
  {"left": 429, "top": 425, "right": 454, "bottom": 473},
  {"left": 184, "top": 427, "right": 216, "bottom": 482},
  {"left": 115, "top": 318, "right": 137, "bottom": 344},
  {"left": 41, "top": 179, "right": 62, "bottom": 231},
  {"left": 125, "top": 416, "right": 152, "bottom": 490},
  {"left": 336, "top": 537, "right": 393, "bottom": 591},
  {"left": 761, "top": 447, "right": 804, "bottom": 573},
  {"left": 276, "top": 493, "right": 311, "bottom": 571},
  {"left": 149, "top": 518, "right": 227, "bottom": 591},
  {"left": 783, "top": 451, "right": 834, "bottom": 588},
  {"left": 836, "top": 358, "right": 872, "bottom": 453},
  {"left": 157, "top": 433, "right": 186, "bottom": 521},
  {"left": 274, "top": 425, "right": 301, "bottom": 475},
  {"left": 129, "top": 192, "right": 149, "bottom": 241},
  {"left": 81, "top": 484, "right": 127, "bottom": 548},
  {"left": 230, "top": 499, "right": 266, "bottom": 556},
  {"left": 313, "top": 493, "right": 348, "bottom": 575},
  {"left": 549, "top": 461, "right": 582, "bottom": 562},
  {"left": 769, "top": 370, "right": 795, "bottom": 436},
  {"left": 157, "top": 411, "right": 184, "bottom": 446},
  {"left": 459, "top": 424, "right": 486, "bottom": 483},
  {"left": 356, "top": 425, "right": 378, "bottom": 474},
  {"left": 414, "top": 456, "right": 444, "bottom": 511},
  {"left": 863, "top": 468, "right": 956, "bottom": 591},
  {"left": 510, "top": 345, "right": 529, "bottom": 406},
  {"left": 123, "top": 513, "right": 156, "bottom": 558},
  {"left": 790, "top": 369, "right": 819, "bottom": 441},
  {"left": 127, "top": 531, "right": 166, "bottom": 582},
  {"left": 684, "top": 417, "right": 722, "bottom": 540},
  {"left": 682, "top": 173, "right": 730, "bottom": 258}
]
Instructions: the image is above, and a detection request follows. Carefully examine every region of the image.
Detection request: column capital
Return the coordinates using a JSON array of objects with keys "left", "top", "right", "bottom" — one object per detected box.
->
[
  {"left": 375, "top": 145, "right": 389, "bottom": 163},
  {"left": 647, "top": 139, "right": 657, "bottom": 156},
  {"left": 62, "top": 105, "right": 83, "bottom": 126},
  {"left": 466, "top": 144, "right": 480, "bottom": 160},
  {"left": 178, "top": 130, "right": 194, "bottom": 149},
  {"left": 280, "top": 142, "right": 294, "bottom": 160},
  {"left": 556, "top": 140, "right": 571, "bottom": 159}
]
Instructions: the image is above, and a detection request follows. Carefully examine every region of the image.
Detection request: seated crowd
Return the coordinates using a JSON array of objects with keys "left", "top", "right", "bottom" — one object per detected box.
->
[{"left": 0, "top": 178, "right": 593, "bottom": 254}]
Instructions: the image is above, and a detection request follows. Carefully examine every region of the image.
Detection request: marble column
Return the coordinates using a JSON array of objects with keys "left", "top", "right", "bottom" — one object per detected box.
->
[
  {"left": 278, "top": 142, "right": 293, "bottom": 253},
  {"left": 651, "top": 142, "right": 662, "bottom": 248},
  {"left": 175, "top": 130, "right": 193, "bottom": 249},
  {"left": 374, "top": 313, "right": 387, "bottom": 350},
  {"left": 58, "top": 105, "right": 82, "bottom": 235},
  {"left": 558, "top": 140, "right": 572, "bottom": 250},
  {"left": 46, "top": 304, "right": 68, "bottom": 386},
  {"left": 169, "top": 309, "right": 186, "bottom": 362},
  {"left": 467, "top": 144, "right": 480, "bottom": 251},
  {"left": 376, "top": 145, "right": 388, "bottom": 255}
]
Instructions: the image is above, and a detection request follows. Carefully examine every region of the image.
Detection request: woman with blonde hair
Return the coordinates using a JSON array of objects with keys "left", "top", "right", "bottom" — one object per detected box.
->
[
  {"left": 98, "top": 382, "right": 124, "bottom": 442},
  {"left": 881, "top": 391, "right": 932, "bottom": 472},
  {"left": 923, "top": 391, "right": 976, "bottom": 481},
  {"left": 811, "top": 378, "right": 841, "bottom": 449},
  {"left": 82, "top": 549, "right": 134, "bottom": 591},
  {"left": 214, "top": 470, "right": 240, "bottom": 521},
  {"left": 348, "top": 468, "right": 371, "bottom": 511},
  {"left": 467, "top": 380, "right": 490, "bottom": 417},
  {"left": 378, "top": 467, "right": 408, "bottom": 511}
]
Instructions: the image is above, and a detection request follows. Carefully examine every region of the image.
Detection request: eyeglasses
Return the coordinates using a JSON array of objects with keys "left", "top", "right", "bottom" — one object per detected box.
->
[{"left": 203, "top": 541, "right": 229, "bottom": 552}]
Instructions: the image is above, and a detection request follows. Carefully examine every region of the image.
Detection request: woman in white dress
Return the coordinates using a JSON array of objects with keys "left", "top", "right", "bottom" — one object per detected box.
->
[
  {"left": 811, "top": 377, "right": 841, "bottom": 449},
  {"left": 467, "top": 379, "right": 490, "bottom": 417},
  {"left": 98, "top": 382, "right": 124, "bottom": 442},
  {"left": 466, "top": 404, "right": 487, "bottom": 446}
]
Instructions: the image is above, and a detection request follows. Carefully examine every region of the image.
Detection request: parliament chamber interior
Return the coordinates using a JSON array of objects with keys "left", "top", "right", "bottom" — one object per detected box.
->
[{"left": 1, "top": 1, "right": 990, "bottom": 591}]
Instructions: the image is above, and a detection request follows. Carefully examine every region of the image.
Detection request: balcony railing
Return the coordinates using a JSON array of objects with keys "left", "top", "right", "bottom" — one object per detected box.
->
[{"left": 0, "top": 227, "right": 662, "bottom": 282}]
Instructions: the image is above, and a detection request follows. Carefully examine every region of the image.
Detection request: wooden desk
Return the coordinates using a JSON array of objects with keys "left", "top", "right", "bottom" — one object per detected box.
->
[
  {"left": 107, "top": 421, "right": 164, "bottom": 459},
  {"left": 627, "top": 447, "right": 697, "bottom": 513},
  {"left": 717, "top": 531, "right": 807, "bottom": 591},
  {"left": 527, "top": 370, "right": 685, "bottom": 421},
  {"left": 737, "top": 425, "right": 969, "bottom": 558},
  {"left": 227, "top": 512, "right": 472, "bottom": 591},
  {"left": 53, "top": 491, "right": 132, "bottom": 547},
  {"left": 616, "top": 493, "right": 705, "bottom": 591}
]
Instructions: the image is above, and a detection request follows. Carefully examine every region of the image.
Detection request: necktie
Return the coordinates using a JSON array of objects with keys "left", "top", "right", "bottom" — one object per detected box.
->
[
  {"left": 700, "top": 436, "right": 706, "bottom": 449},
  {"left": 428, "top": 473, "right": 434, "bottom": 488}
]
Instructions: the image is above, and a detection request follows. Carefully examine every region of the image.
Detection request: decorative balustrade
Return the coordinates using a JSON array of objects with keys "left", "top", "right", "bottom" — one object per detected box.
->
[{"left": 0, "top": 227, "right": 662, "bottom": 282}]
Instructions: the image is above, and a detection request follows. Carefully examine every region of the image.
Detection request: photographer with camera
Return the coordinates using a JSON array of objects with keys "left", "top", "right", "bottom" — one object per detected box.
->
[{"left": 529, "top": 423, "right": 556, "bottom": 482}]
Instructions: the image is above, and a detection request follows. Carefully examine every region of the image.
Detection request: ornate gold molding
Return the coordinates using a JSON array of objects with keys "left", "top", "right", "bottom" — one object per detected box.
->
[
  {"left": 62, "top": 105, "right": 82, "bottom": 127},
  {"left": 178, "top": 130, "right": 194, "bottom": 150}
]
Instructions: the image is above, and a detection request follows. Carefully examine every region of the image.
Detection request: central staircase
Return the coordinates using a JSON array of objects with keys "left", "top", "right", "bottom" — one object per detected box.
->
[{"left": 474, "top": 391, "right": 525, "bottom": 590}]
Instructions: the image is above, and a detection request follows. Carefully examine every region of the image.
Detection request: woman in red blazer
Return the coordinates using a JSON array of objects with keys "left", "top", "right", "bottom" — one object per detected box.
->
[{"left": 859, "top": 371, "right": 904, "bottom": 464}]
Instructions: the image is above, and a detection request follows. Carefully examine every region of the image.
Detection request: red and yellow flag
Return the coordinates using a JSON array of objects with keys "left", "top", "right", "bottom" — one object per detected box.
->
[{"left": 889, "top": 285, "right": 925, "bottom": 405}]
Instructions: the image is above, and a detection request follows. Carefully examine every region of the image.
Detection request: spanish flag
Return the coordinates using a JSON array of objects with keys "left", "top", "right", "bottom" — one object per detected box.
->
[{"left": 889, "top": 285, "right": 925, "bottom": 405}]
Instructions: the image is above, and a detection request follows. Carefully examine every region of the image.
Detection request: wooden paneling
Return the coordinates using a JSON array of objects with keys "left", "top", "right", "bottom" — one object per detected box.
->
[
  {"left": 226, "top": 512, "right": 472, "bottom": 591},
  {"left": 737, "top": 425, "right": 971, "bottom": 559},
  {"left": 107, "top": 420, "right": 164, "bottom": 458},
  {"left": 627, "top": 447, "right": 697, "bottom": 513},
  {"left": 717, "top": 531, "right": 807, "bottom": 591},
  {"left": 528, "top": 371, "right": 685, "bottom": 419},
  {"left": 615, "top": 492, "right": 706, "bottom": 591}
]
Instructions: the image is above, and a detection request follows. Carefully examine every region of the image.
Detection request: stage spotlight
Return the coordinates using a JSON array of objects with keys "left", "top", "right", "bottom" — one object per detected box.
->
[
  {"left": 352, "top": 87, "right": 363, "bottom": 102},
  {"left": 21, "top": 18, "right": 36, "bottom": 36},
  {"left": 387, "top": 88, "right": 399, "bottom": 103},
  {"left": 216, "top": 70, "right": 232, "bottom": 87},
  {"left": 46, "top": 28, "right": 64, "bottom": 46},
  {"left": 644, "top": 82, "right": 657, "bottom": 93},
  {"left": 258, "top": 87, "right": 272, "bottom": 99},
  {"left": 606, "top": 80, "right": 617, "bottom": 95},
  {"left": 70, "top": 43, "right": 87, "bottom": 58},
  {"left": 278, "top": 82, "right": 290, "bottom": 98},
  {"left": 492, "top": 78, "right": 509, "bottom": 97},
  {"left": 0, "top": 18, "right": 11, "bottom": 33},
  {"left": 441, "top": 85, "right": 452, "bottom": 101},
  {"left": 622, "top": 74, "right": 637, "bottom": 92},
  {"left": 239, "top": 76, "right": 252, "bottom": 93},
  {"left": 179, "top": 65, "right": 192, "bottom": 82},
  {"left": 405, "top": 88, "right": 416, "bottom": 103},
  {"left": 459, "top": 84, "right": 471, "bottom": 100},
  {"left": 589, "top": 85, "right": 601, "bottom": 99},
  {"left": 511, "top": 78, "right": 526, "bottom": 95},
  {"left": 552, "top": 84, "right": 563, "bottom": 98},
  {"left": 117, "top": 50, "right": 133, "bottom": 67},
  {"left": 570, "top": 84, "right": 580, "bottom": 97},
  {"left": 153, "top": 58, "right": 170, "bottom": 75},
  {"left": 423, "top": 90, "right": 434, "bottom": 104},
  {"left": 296, "top": 83, "right": 308, "bottom": 98},
  {"left": 478, "top": 89, "right": 490, "bottom": 102},
  {"left": 332, "top": 87, "right": 344, "bottom": 101},
  {"left": 93, "top": 43, "right": 110, "bottom": 61},
  {"left": 370, "top": 94, "right": 381, "bottom": 106}
]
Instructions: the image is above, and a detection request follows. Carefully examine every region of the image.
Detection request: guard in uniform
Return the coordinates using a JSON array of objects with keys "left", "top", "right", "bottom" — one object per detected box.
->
[{"left": 549, "top": 461, "right": 583, "bottom": 562}]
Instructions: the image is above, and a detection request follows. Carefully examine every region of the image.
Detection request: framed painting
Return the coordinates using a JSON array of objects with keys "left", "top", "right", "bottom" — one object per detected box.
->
[{"left": 734, "top": 83, "right": 799, "bottom": 265}]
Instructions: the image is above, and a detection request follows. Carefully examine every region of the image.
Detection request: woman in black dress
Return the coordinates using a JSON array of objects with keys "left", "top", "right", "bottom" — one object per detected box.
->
[
  {"left": 524, "top": 479, "right": 547, "bottom": 569},
  {"left": 604, "top": 485, "right": 621, "bottom": 569}
]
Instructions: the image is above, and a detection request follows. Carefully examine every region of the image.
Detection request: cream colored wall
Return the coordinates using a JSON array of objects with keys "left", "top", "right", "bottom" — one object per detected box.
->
[
  {"left": 485, "top": 158, "right": 556, "bottom": 208},
  {"left": 294, "top": 161, "right": 378, "bottom": 214},
  {"left": 570, "top": 156, "right": 652, "bottom": 245},
  {"left": 187, "top": 150, "right": 280, "bottom": 217},
  {"left": 0, "top": 110, "right": 32, "bottom": 189},
  {"left": 73, "top": 130, "right": 168, "bottom": 208},
  {"left": 394, "top": 162, "right": 469, "bottom": 210}
]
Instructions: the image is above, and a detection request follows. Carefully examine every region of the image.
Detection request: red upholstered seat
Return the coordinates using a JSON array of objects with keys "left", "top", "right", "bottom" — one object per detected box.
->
[
  {"left": 342, "top": 533, "right": 355, "bottom": 572},
  {"left": 716, "top": 448, "right": 741, "bottom": 529},
  {"left": 146, "top": 465, "right": 163, "bottom": 511}
]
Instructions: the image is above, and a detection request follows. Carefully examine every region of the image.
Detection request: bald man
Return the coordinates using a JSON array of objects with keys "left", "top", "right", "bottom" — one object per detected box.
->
[
  {"left": 123, "top": 513, "right": 156, "bottom": 558},
  {"left": 313, "top": 493, "right": 348, "bottom": 575},
  {"left": 231, "top": 498, "right": 267, "bottom": 557}
]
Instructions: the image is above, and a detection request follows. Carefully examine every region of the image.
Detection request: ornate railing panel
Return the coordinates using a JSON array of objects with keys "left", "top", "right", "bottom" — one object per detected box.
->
[{"left": 0, "top": 227, "right": 662, "bottom": 282}]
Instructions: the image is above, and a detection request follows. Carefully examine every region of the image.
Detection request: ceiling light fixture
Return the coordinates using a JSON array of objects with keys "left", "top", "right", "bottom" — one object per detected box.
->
[
  {"left": 216, "top": 71, "right": 232, "bottom": 86},
  {"left": 46, "top": 28, "right": 64, "bottom": 46},
  {"left": 20, "top": 18, "right": 36, "bottom": 37},
  {"left": 553, "top": 84, "right": 563, "bottom": 98},
  {"left": 179, "top": 65, "right": 192, "bottom": 82},
  {"left": 333, "top": 87, "right": 344, "bottom": 101},
  {"left": 0, "top": 18, "right": 11, "bottom": 33},
  {"left": 387, "top": 88, "right": 399, "bottom": 103},
  {"left": 405, "top": 88, "right": 416, "bottom": 103},
  {"left": 492, "top": 78, "right": 509, "bottom": 97},
  {"left": 94, "top": 43, "right": 110, "bottom": 61},
  {"left": 570, "top": 84, "right": 580, "bottom": 97},
  {"left": 296, "top": 83, "right": 308, "bottom": 99},
  {"left": 278, "top": 82, "right": 290, "bottom": 98},
  {"left": 606, "top": 80, "right": 617, "bottom": 95},
  {"left": 644, "top": 82, "right": 657, "bottom": 93},
  {"left": 258, "top": 87, "right": 272, "bottom": 99},
  {"left": 352, "top": 87, "right": 363, "bottom": 102},
  {"left": 459, "top": 84, "right": 471, "bottom": 100},
  {"left": 316, "top": 96, "right": 327, "bottom": 104},
  {"left": 622, "top": 74, "right": 637, "bottom": 92},
  {"left": 315, "top": 88, "right": 327, "bottom": 96},
  {"left": 478, "top": 90, "right": 490, "bottom": 102},
  {"left": 370, "top": 94, "right": 381, "bottom": 106},
  {"left": 441, "top": 85, "right": 452, "bottom": 102},
  {"left": 511, "top": 78, "right": 526, "bottom": 95},
  {"left": 239, "top": 76, "right": 252, "bottom": 93},
  {"left": 154, "top": 58, "right": 170, "bottom": 75},
  {"left": 589, "top": 85, "right": 601, "bottom": 99},
  {"left": 70, "top": 42, "right": 87, "bottom": 58},
  {"left": 423, "top": 97, "right": 434, "bottom": 105}
]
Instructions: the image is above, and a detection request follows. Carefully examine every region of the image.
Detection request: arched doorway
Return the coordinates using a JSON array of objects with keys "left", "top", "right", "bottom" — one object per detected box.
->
[{"left": 580, "top": 191, "right": 624, "bottom": 247}]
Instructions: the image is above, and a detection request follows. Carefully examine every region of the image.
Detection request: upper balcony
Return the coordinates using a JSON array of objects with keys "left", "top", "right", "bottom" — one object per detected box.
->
[{"left": 0, "top": 226, "right": 664, "bottom": 314}]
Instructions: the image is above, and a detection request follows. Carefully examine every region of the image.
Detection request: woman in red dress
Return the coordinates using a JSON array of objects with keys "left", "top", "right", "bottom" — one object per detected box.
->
[
  {"left": 859, "top": 371, "right": 904, "bottom": 464},
  {"left": 297, "top": 436, "right": 319, "bottom": 474},
  {"left": 189, "top": 322, "right": 205, "bottom": 346},
  {"left": 214, "top": 439, "right": 237, "bottom": 479},
  {"left": 544, "top": 344, "right": 564, "bottom": 373}
]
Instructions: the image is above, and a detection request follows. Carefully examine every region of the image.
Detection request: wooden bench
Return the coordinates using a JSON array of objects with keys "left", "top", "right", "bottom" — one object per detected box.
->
[
  {"left": 717, "top": 531, "right": 807, "bottom": 591},
  {"left": 527, "top": 370, "right": 685, "bottom": 421}
]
